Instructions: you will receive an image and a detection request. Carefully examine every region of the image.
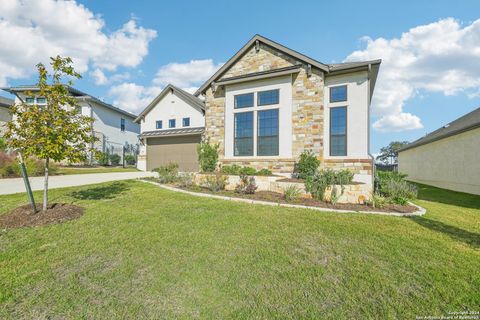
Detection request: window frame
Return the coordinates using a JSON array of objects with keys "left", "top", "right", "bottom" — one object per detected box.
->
[
  {"left": 257, "top": 108, "right": 279, "bottom": 156},
  {"left": 257, "top": 89, "right": 280, "bottom": 106},
  {"left": 329, "top": 106, "right": 347, "bottom": 156},
  {"left": 234, "top": 111, "right": 254, "bottom": 157},
  {"left": 156, "top": 120, "right": 162, "bottom": 129},
  {"left": 329, "top": 85, "right": 348, "bottom": 103},
  {"left": 182, "top": 117, "right": 190, "bottom": 127},
  {"left": 169, "top": 119, "right": 176, "bottom": 128},
  {"left": 234, "top": 92, "right": 254, "bottom": 109},
  {"left": 25, "top": 97, "right": 35, "bottom": 104},
  {"left": 120, "top": 118, "right": 126, "bottom": 132}
]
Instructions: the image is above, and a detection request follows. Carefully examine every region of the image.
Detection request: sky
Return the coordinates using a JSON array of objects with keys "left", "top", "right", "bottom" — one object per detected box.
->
[{"left": 0, "top": 0, "right": 479, "bottom": 153}]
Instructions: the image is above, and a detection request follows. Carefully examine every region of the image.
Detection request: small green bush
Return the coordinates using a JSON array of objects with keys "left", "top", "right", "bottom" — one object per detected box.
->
[
  {"left": 283, "top": 184, "right": 302, "bottom": 202},
  {"left": 109, "top": 154, "right": 121, "bottom": 166},
  {"left": 235, "top": 174, "right": 258, "bottom": 194},
  {"left": 124, "top": 154, "right": 136, "bottom": 165},
  {"left": 153, "top": 162, "right": 179, "bottom": 184},
  {"left": 294, "top": 150, "right": 320, "bottom": 179},
  {"left": 366, "top": 193, "right": 388, "bottom": 208},
  {"left": 202, "top": 173, "right": 227, "bottom": 192},
  {"left": 239, "top": 166, "right": 257, "bottom": 176},
  {"left": 0, "top": 152, "right": 57, "bottom": 178},
  {"left": 197, "top": 139, "right": 219, "bottom": 172},
  {"left": 376, "top": 171, "right": 417, "bottom": 205},
  {"left": 95, "top": 152, "right": 109, "bottom": 166},
  {"left": 256, "top": 168, "right": 272, "bottom": 176},
  {"left": 177, "top": 173, "right": 195, "bottom": 188},
  {"left": 305, "top": 169, "right": 354, "bottom": 202},
  {"left": 221, "top": 164, "right": 241, "bottom": 175}
]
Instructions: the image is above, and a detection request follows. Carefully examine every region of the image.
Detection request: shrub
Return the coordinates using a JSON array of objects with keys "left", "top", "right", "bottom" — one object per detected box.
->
[
  {"left": 305, "top": 169, "right": 354, "bottom": 202},
  {"left": 235, "top": 174, "right": 258, "bottom": 194},
  {"left": 376, "top": 171, "right": 417, "bottom": 205},
  {"left": 239, "top": 166, "right": 257, "bottom": 176},
  {"left": 283, "top": 184, "right": 302, "bottom": 202},
  {"left": 197, "top": 139, "right": 219, "bottom": 172},
  {"left": 366, "top": 193, "right": 388, "bottom": 208},
  {"left": 124, "top": 154, "right": 136, "bottom": 165},
  {"left": 109, "top": 154, "right": 121, "bottom": 166},
  {"left": 294, "top": 150, "right": 320, "bottom": 179},
  {"left": 202, "top": 173, "right": 227, "bottom": 192},
  {"left": 221, "top": 164, "right": 241, "bottom": 175},
  {"left": 95, "top": 152, "right": 109, "bottom": 166},
  {"left": 177, "top": 173, "right": 195, "bottom": 188},
  {"left": 0, "top": 152, "right": 56, "bottom": 178},
  {"left": 153, "top": 162, "right": 179, "bottom": 184},
  {"left": 256, "top": 168, "right": 272, "bottom": 176}
]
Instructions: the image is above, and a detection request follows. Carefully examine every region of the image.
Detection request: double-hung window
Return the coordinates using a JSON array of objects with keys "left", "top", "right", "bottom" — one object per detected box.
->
[
  {"left": 330, "top": 107, "right": 347, "bottom": 156},
  {"left": 156, "top": 120, "right": 162, "bottom": 129},
  {"left": 169, "top": 119, "right": 176, "bottom": 128},
  {"left": 182, "top": 117, "right": 190, "bottom": 127},
  {"left": 233, "top": 89, "right": 280, "bottom": 157}
]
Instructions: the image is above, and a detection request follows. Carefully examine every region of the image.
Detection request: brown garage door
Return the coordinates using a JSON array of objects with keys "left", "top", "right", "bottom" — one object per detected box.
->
[{"left": 147, "top": 135, "right": 201, "bottom": 172}]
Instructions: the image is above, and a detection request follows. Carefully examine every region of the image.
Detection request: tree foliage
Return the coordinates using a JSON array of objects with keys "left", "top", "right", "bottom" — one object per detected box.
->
[
  {"left": 376, "top": 141, "right": 410, "bottom": 165},
  {"left": 5, "top": 56, "right": 97, "bottom": 211}
]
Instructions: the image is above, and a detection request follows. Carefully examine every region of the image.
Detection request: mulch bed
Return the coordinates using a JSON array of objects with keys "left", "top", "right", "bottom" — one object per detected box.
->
[
  {"left": 0, "top": 203, "right": 84, "bottom": 229},
  {"left": 182, "top": 187, "right": 417, "bottom": 214}
]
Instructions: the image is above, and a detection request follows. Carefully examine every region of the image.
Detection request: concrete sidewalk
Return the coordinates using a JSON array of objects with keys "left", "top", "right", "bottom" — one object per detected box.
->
[{"left": 0, "top": 171, "right": 157, "bottom": 195}]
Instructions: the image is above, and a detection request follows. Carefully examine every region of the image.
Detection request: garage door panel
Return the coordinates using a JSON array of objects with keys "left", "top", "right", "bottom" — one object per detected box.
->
[{"left": 147, "top": 135, "right": 200, "bottom": 172}]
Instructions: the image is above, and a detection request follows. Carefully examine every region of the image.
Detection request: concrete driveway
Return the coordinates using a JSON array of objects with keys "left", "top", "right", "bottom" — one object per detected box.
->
[{"left": 0, "top": 171, "right": 157, "bottom": 195}]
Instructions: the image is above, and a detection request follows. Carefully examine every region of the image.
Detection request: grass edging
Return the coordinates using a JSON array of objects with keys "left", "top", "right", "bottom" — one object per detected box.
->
[{"left": 141, "top": 180, "right": 426, "bottom": 217}]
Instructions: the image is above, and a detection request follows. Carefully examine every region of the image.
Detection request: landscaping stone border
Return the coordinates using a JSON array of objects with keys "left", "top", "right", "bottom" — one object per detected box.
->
[{"left": 141, "top": 180, "right": 426, "bottom": 217}]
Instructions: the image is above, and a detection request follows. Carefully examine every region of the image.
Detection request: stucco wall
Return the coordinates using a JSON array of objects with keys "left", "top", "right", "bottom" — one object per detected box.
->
[
  {"left": 398, "top": 127, "right": 480, "bottom": 195},
  {"left": 140, "top": 91, "right": 204, "bottom": 132}
]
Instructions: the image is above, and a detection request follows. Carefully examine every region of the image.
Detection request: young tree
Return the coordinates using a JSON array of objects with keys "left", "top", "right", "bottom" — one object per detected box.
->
[
  {"left": 5, "top": 56, "right": 97, "bottom": 212},
  {"left": 376, "top": 141, "right": 410, "bottom": 165}
]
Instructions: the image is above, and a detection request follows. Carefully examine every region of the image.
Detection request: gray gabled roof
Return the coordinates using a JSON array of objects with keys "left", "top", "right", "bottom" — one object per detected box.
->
[
  {"left": 134, "top": 84, "right": 205, "bottom": 123},
  {"left": 139, "top": 126, "right": 204, "bottom": 138},
  {"left": 0, "top": 96, "right": 14, "bottom": 108},
  {"left": 194, "top": 34, "right": 381, "bottom": 96},
  {"left": 1, "top": 85, "right": 137, "bottom": 119},
  {"left": 399, "top": 107, "right": 480, "bottom": 152}
]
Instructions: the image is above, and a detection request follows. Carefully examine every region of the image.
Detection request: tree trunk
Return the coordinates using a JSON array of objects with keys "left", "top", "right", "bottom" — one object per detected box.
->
[{"left": 43, "top": 157, "right": 49, "bottom": 211}]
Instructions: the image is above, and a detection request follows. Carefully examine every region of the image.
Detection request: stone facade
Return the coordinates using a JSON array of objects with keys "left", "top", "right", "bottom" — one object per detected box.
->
[
  {"left": 323, "top": 158, "right": 373, "bottom": 176},
  {"left": 203, "top": 43, "right": 324, "bottom": 174}
]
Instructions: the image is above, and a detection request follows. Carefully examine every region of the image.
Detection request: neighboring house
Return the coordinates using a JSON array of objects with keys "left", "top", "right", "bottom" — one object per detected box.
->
[
  {"left": 134, "top": 84, "right": 205, "bottom": 171},
  {"left": 399, "top": 108, "right": 480, "bottom": 195},
  {"left": 2, "top": 86, "right": 140, "bottom": 163},
  {"left": 194, "top": 34, "right": 381, "bottom": 185},
  {"left": 0, "top": 96, "right": 13, "bottom": 136}
]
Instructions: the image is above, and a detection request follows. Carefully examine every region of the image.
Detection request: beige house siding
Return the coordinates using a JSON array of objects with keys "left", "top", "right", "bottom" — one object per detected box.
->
[{"left": 398, "top": 127, "right": 480, "bottom": 195}]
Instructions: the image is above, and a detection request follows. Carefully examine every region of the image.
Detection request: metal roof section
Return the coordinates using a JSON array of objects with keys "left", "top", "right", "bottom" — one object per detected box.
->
[
  {"left": 1, "top": 85, "right": 137, "bottom": 119},
  {"left": 134, "top": 84, "right": 205, "bottom": 123},
  {"left": 399, "top": 107, "right": 480, "bottom": 152},
  {"left": 139, "top": 126, "right": 205, "bottom": 138},
  {"left": 194, "top": 34, "right": 381, "bottom": 96},
  {"left": 215, "top": 65, "right": 302, "bottom": 87}
]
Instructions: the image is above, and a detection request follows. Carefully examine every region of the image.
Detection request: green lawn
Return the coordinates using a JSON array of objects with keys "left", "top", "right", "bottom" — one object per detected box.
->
[
  {"left": 55, "top": 166, "right": 138, "bottom": 175},
  {"left": 0, "top": 181, "right": 479, "bottom": 319}
]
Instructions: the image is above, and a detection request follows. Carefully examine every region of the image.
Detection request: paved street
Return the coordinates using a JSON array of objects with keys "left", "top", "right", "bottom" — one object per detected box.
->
[{"left": 0, "top": 171, "right": 156, "bottom": 195}]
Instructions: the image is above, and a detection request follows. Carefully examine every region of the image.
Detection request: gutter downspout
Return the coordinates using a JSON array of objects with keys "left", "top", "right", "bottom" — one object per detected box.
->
[{"left": 367, "top": 63, "right": 376, "bottom": 190}]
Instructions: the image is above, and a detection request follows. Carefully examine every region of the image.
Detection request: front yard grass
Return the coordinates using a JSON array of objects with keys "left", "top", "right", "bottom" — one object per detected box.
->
[
  {"left": 0, "top": 180, "right": 478, "bottom": 319},
  {"left": 55, "top": 166, "right": 138, "bottom": 175}
]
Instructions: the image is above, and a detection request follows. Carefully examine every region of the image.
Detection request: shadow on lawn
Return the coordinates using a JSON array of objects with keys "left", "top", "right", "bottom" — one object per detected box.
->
[
  {"left": 410, "top": 216, "right": 480, "bottom": 248},
  {"left": 70, "top": 182, "right": 130, "bottom": 200},
  {"left": 413, "top": 183, "right": 480, "bottom": 209}
]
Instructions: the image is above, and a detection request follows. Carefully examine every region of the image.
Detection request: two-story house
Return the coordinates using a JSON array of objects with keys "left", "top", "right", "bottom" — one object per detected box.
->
[{"left": 2, "top": 86, "right": 140, "bottom": 163}]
